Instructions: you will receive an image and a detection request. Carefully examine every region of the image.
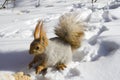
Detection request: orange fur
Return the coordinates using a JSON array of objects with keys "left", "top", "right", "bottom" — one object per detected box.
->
[
  {"left": 34, "top": 20, "right": 48, "bottom": 47},
  {"left": 39, "top": 23, "right": 48, "bottom": 47},
  {"left": 36, "top": 60, "right": 47, "bottom": 74},
  {"left": 56, "top": 63, "right": 67, "bottom": 70},
  {"left": 29, "top": 20, "right": 48, "bottom": 55},
  {"left": 34, "top": 20, "right": 41, "bottom": 39}
]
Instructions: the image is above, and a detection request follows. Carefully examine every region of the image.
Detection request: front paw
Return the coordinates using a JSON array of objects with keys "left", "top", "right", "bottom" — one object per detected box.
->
[{"left": 36, "top": 66, "right": 45, "bottom": 74}]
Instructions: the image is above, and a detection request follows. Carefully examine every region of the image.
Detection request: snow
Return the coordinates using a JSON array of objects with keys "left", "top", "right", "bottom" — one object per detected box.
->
[{"left": 0, "top": 0, "right": 120, "bottom": 80}]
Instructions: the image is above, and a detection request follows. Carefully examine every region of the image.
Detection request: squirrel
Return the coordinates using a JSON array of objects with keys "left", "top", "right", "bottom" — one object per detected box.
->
[{"left": 28, "top": 13, "right": 84, "bottom": 74}]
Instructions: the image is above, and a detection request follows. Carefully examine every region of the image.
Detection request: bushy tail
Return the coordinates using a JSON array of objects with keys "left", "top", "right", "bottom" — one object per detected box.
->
[{"left": 55, "top": 13, "right": 84, "bottom": 50}]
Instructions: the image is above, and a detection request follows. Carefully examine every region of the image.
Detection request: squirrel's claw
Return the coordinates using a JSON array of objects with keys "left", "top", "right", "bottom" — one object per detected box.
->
[
  {"left": 36, "top": 66, "right": 45, "bottom": 74},
  {"left": 56, "top": 63, "right": 67, "bottom": 70}
]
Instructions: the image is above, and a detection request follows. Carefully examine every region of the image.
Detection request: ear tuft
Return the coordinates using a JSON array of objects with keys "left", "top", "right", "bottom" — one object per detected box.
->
[
  {"left": 34, "top": 20, "right": 43, "bottom": 39},
  {"left": 39, "top": 22, "right": 48, "bottom": 47}
]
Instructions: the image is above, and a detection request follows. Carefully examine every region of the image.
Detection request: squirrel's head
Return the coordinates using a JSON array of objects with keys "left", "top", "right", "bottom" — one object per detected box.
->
[{"left": 29, "top": 20, "right": 48, "bottom": 56}]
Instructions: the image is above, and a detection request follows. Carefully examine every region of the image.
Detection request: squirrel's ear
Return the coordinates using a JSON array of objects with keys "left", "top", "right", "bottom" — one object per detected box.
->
[
  {"left": 34, "top": 20, "right": 43, "bottom": 39},
  {"left": 39, "top": 22, "right": 48, "bottom": 47}
]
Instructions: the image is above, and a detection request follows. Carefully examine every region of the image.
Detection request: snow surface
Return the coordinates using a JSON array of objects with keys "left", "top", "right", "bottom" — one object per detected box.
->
[{"left": 0, "top": 0, "right": 120, "bottom": 80}]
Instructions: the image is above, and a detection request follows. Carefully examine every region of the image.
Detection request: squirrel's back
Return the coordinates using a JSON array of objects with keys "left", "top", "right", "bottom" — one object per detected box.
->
[{"left": 55, "top": 13, "right": 84, "bottom": 50}]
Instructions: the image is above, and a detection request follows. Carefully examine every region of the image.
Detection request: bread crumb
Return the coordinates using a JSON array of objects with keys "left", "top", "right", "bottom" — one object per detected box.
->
[{"left": 13, "top": 72, "right": 31, "bottom": 80}]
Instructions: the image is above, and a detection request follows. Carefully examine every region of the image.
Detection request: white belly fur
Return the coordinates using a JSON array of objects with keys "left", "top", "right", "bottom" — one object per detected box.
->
[{"left": 45, "top": 38, "right": 72, "bottom": 67}]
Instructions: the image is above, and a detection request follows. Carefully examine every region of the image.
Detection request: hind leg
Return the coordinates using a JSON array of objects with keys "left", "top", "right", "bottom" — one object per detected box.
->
[{"left": 56, "top": 63, "right": 67, "bottom": 70}]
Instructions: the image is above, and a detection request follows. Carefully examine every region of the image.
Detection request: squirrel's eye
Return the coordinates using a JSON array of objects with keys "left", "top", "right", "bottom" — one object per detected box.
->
[{"left": 35, "top": 46, "right": 39, "bottom": 50}]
